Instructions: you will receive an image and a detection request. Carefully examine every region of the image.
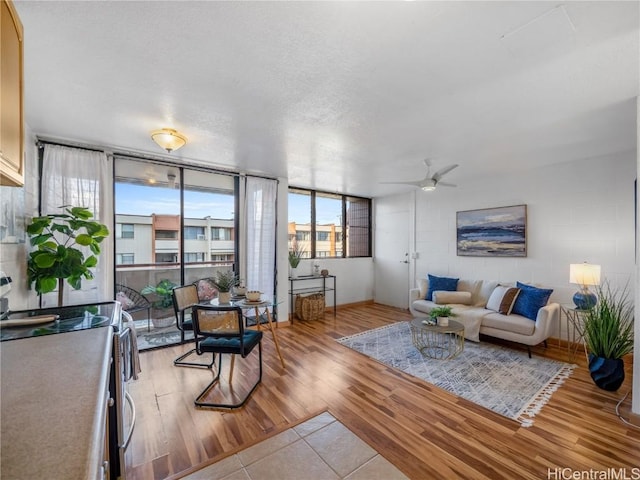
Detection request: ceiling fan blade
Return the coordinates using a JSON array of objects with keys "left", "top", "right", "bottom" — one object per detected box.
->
[
  {"left": 432, "top": 164, "right": 458, "bottom": 182},
  {"left": 437, "top": 181, "right": 457, "bottom": 187},
  {"left": 379, "top": 181, "right": 424, "bottom": 187}
]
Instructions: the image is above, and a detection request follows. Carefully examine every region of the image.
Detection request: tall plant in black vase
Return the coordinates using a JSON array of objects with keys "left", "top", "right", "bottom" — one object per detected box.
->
[{"left": 582, "top": 281, "right": 634, "bottom": 391}]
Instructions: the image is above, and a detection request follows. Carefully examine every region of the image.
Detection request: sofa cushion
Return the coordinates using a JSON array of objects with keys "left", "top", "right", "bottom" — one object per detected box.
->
[
  {"left": 476, "top": 280, "right": 499, "bottom": 307},
  {"left": 481, "top": 312, "right": 535, "bottom": 336},
  {"left": 433, "top": 290, "right": 472, "bottom": 305},
  {"left": 512, "top": 282, "right": 553, "bottom": 321},
  {"left": 427, "top": 274, "right": 458, "bottom": 300},
  {"left": 486, "top": 286, "right": 520, "bottom": 315}
]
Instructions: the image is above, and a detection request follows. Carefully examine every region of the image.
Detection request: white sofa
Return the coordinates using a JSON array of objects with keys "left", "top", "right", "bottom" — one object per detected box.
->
[{"left": 409, "top": 278, "right": 559, "bottom": 357}]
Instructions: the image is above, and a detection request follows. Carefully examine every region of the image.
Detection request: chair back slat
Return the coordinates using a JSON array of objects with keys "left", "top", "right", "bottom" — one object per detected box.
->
[
  {"left": 172, "top": 284, "right": 200, "bottom": 313},
  {"left": 193, "top": 305, "right": 245, "bottom": 339}
]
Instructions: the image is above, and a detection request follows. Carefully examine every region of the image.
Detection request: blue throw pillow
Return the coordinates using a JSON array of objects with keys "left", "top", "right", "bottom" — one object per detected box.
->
[
  {"left": 512, "top": 282, "right": 553, "bottom": 321},
  {"left": 427, "top": 274, "right": 459, "bottom": 301}
]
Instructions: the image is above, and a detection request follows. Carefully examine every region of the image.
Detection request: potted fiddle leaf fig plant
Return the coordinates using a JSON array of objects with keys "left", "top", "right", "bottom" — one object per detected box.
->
[
  {"left": 26, "top": 206, "right": 109, "bottom": 307},
  {"left": 582, "top": 281, "right": 634, "bottom": 391}
]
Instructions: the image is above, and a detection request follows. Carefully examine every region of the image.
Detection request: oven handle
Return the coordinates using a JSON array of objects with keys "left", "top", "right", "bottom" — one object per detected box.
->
[{"left": 122, "top": 391, "right": 136, "bottom": 451}]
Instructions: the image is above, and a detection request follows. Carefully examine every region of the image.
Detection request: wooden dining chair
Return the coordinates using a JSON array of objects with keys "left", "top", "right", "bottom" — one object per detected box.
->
[
  {"left": 192, "top": 304, "right": 263, "bottom": 409},
  {"left": 171, "top": 284, "right": 214, "bottom": 368}
]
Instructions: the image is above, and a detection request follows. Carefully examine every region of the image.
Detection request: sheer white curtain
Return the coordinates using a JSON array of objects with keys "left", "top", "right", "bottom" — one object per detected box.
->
[
  {"left": 40, "top": 144, "right": 114, "bottom": 306},
  {"left": 242, "top": 176, "right": 277, "bottom": 301}
]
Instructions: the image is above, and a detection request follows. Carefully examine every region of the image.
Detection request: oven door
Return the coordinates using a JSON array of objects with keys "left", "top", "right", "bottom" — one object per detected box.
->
[{"left": 110, "top": 316, "right": 136, "bottom": 480}]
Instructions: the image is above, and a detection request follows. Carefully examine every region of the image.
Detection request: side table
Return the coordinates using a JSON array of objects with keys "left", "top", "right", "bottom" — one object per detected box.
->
[{"left": 560, "top": 304, "right": 589, "bottom": 363}]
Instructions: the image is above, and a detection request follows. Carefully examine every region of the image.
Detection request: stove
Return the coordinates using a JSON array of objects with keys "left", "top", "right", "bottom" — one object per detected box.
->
[{"left": 0, "top": 301, "right": 119, "bottom": 342}]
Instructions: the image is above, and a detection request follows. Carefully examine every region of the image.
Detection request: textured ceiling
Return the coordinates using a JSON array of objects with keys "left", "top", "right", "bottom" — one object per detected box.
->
[{"left": 14, "top": 1, "right": 639, "bottom": 197}]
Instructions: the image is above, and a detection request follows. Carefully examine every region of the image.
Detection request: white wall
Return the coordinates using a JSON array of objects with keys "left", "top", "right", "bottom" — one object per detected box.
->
[
  {"left": 0, "top": 125, "right": 39, "bottom": 312},
  {"left": 411, "top": 152, "right": 636, "bottom": 302}
]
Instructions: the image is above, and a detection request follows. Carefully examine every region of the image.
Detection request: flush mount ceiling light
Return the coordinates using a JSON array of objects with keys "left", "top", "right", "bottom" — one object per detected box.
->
[{"left": 150, "top": 128, "right": 187, "bottom": 153}]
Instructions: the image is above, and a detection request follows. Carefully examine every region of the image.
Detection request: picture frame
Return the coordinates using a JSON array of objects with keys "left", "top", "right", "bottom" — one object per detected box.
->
[{"left": 456, "top": 204, "right": 527, "bottom": 257}]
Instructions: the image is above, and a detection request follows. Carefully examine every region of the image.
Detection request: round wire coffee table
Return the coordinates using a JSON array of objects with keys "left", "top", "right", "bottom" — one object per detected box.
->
[{"left": 409, "top": 318, "right": 465, "bottom": 360}]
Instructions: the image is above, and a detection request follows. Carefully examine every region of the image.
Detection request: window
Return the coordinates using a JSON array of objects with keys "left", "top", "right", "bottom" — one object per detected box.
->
[
  {"left": 121, "top": 223, "right": 134, "bottom": 239},
  {"left": 116, "top": 253, "right": 134, "bottom": 265},
  {"left": 184, "top": 252, "right": 205, "bottom": 263},
  {"left": 211, "top": 227, "right": 232, "bottom": 241},
  {"left": 156, "top": 253, "right": 177, "bottom": 263},
  {"left": 288, "top": 188, "right": 371, "bottom": 258},
  {"left": 295, "top": 231, "right": 310, "bottom": 241},
  {"left": 156, "top": 230, "right": 178, "bottom": 239},
  {"left": 184, "top": 226, "right": 205, "bottom": 240}
]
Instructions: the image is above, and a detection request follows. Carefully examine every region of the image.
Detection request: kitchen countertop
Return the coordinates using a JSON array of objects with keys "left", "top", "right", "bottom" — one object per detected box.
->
[{"left": 1, "top": 326, "right": 113, "bottom": 479}]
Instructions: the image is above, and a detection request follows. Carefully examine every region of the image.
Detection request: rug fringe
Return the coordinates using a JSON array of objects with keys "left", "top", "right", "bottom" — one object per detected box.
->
[{"left": 516, "top": 364, "right": 577, "bottom": 427}]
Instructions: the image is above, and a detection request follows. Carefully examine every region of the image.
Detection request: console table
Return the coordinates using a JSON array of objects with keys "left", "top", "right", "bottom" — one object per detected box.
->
[{"left": 288, "top": 275, "right": 336, "bottom": 322}]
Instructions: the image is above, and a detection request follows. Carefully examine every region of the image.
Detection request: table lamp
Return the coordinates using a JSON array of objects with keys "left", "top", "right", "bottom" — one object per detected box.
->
[{"left": 569, "top": 262, "right": 601, "bottom": 309}]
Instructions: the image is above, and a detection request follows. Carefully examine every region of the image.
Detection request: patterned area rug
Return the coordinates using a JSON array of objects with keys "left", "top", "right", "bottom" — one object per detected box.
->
[{"left": 338, "top": 322, "right": 575, "bottom": 427}]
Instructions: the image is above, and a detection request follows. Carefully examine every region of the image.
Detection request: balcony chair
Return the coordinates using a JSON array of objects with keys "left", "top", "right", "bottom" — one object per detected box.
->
[
  {"left": 171, "top": 284, "right": 215, "bottom": 368},
  {"left": 115, "top": 283, "right": 152, "bottom": 332},
  {"left": 192, "top": 304, "right": 263, "bottom": 409}
]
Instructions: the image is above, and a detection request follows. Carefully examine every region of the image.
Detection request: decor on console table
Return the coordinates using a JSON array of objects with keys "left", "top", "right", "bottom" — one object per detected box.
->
[
  {"left": 569, "top": 262, "right": 601, "bottom": 310},
  {"left": 582, "top": 281, "right": 634, "bottom": 391},
  {"left": 26, "top": 206, "right": 110, "bottom": 307},
  {"left": 288, "top": 242, "right": 304, "bottom": 279},
  {"left": 456, "top": 204, "right": 527, "bottom": 257}
]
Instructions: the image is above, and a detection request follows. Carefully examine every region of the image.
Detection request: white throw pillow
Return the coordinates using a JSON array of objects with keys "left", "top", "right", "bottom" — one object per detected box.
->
[
  {"left": 486, "top": 286, "right": 521, "bottom": 315},
  {"left": 432, "top": 291, "right": 472, "bottom": 305}
]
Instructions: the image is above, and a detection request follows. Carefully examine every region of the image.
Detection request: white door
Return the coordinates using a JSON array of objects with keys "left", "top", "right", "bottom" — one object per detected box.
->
[{"left": 374, "top": 194, "right": 411, "bottom": 309}]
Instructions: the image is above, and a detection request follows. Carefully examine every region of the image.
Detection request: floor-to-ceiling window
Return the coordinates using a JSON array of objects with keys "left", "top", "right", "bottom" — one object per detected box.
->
[{"left": 114, "top": 158, "right": 237, "bottom": 349}]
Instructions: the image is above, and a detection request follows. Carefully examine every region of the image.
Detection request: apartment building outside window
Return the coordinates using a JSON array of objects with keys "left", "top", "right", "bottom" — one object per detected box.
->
[
  {"left": 116, "top": 253, "right": 134, "bottom": 265},
  {"left": 121, "top": 223, "right": 134, "bottom": 239},
  {"left": 156, "top": 229, "right": 178, "bottom": 239},
  {"left": 185, "top": 252, "right": 205, "bottom": 263},
  {"left": 288, "top": 187, "right": 371, "bottom": 258},
  {"left": 184, "top": 226, "right": 205, "bottom": 240},
  {"left": 211, "top": 227, "right": 232, "bottom": 241}
]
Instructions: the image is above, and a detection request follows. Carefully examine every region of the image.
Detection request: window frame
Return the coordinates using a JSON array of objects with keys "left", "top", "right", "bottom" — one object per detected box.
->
[{"left": 288, "top": 187, "right": 371, "bottom": 259}]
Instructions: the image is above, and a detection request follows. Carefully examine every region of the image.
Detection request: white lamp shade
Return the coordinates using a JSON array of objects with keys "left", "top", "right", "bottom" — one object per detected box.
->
[
  {"left": 151, "top": 128, "right": 187, "bottom": 152},
  {"left": 569, "top": 263, "right": 601, "bottom": 286}
]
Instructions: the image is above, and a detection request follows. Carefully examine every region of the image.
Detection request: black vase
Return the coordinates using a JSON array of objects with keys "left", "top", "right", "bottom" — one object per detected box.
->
[{"left": 588, "top": 354, "right": 625, "bottom": 391}]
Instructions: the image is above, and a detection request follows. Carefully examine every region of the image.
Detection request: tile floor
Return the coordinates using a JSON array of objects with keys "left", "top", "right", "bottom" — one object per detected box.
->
[{"left": 180, "top": 412, "right": 409, "bottom": 480}]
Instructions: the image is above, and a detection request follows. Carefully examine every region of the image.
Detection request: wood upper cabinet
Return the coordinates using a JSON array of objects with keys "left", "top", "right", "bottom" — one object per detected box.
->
[{"left": 0, "top": 0, "right": 24, "bottom": 187}]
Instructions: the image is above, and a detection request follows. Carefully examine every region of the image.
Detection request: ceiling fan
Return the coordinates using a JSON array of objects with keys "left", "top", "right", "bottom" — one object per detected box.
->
[{"left": 381, "top": 159, "right": 458, "bottom": 191}]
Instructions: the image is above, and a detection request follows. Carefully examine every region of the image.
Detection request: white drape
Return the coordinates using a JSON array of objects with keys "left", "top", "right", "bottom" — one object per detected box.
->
[
  {"left": 242, "top": 176, "right": 277, "bottom": 302},
  {"left": 40, "top": 144, "right": 114, "bottom": 306}
]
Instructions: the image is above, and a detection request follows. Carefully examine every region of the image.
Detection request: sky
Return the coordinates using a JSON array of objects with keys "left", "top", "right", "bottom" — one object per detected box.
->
[
  {"left": 115, "top": 183, "right": 235, "bottom": 220},
  {"left": 116, "top": 183, "right": 342, "bottom": 225}
]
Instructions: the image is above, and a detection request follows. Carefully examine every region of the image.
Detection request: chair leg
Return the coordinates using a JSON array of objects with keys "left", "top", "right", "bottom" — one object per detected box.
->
[
  {"left": 527, "top": 346, "right": 532, "bottom": 358},
  {"left": 174, "top": 347, "right": 215, "bottom": 369},
  {"left": 229, "top": 354, "right": 236, "bottom": 383},
  {"left": 195, "top": 345, "right": 262, "bottom": 409}
]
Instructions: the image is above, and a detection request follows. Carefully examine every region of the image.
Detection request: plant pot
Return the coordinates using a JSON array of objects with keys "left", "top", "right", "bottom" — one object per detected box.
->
[
  {"left": 152, "top": 308, "right": 175, "bottom": 329},
  {"left": 588, "top": 353, "right": 625, "bottom": 391},
  {"left": 438, "top": 317, "right": 449, "bottom": 327},
  {"left": 290, "top": 266, "right": 299, "bottom": 279},
  {"left": 218, "top": 291, "right": 231, "bottom": 304}
]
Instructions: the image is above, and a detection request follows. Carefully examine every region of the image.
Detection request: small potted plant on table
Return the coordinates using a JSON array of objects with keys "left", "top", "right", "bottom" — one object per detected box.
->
[
  {"left": 211, "top": 270, "right": 239, "bottom": 304},
  {"left": 429, "top": 306, "right": 456, "bottom": 327}
]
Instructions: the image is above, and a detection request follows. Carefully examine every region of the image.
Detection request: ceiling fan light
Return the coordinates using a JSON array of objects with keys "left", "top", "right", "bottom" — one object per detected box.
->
[
  {"left": 421, "top": 185, "right": 436, "bottom": 191},
  {"left": 151, "top": 128, "right": 187, "bottom": 153}
]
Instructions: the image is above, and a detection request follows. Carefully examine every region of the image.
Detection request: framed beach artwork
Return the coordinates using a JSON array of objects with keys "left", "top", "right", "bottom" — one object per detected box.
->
[{"left": 456, "top": 205, "right": 527, "bottom": 257}]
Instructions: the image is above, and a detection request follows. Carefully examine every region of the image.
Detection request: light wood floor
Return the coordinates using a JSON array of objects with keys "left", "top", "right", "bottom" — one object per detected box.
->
[{"left": 125, "top": 303, "right": 639, "bottom": 480}]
